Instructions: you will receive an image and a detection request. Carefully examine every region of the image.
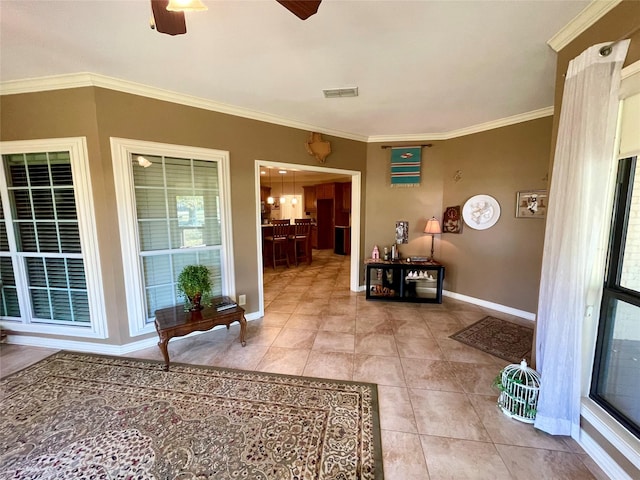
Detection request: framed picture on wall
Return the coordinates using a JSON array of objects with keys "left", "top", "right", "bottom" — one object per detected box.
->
[{"left": 516, "top": 190, "right": 547, "bottom": 218}]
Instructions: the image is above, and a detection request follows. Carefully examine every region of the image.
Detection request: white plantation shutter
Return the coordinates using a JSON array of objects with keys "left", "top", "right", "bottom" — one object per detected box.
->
[
  {"left": 1, "top": 151, "right": 90, "bottom": 324},
  {"left": 131, "top": 154, "right": 224, "bottom": 321}
]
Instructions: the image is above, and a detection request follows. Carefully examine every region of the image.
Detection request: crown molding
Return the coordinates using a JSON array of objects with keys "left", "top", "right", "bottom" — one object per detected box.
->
[
  {"left": 0, "top": 73, "right": 368, "bottom": 143},
  {"left": 367, "top": 106, "right": 554, "bottom": 144},
  {"left": 547, "top": 0, "right": 623, "bottom": 52},
  {"left": 1, "top": 72, "right": 553, "bottom": 143}
]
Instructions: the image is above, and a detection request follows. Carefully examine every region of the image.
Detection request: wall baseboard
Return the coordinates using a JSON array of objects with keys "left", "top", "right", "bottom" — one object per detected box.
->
[
  {"left": 442, "top": 290, "right": 536, "bottom": 320},
  {"left": 6, "top": 311, "right": 264, "bottom": 355}
]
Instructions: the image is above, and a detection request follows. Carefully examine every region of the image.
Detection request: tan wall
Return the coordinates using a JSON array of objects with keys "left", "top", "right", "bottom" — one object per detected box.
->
[
  {"left": 365, "top": 117, "right": 551, "bottom": 314},
  {"left": 1, "top": 87, "right": 367, "bottom": 344},
  {"left": 364, "top": 142, "right": 445, "bottom": 260},
  {"left": 440, "top": 118, "right": 551, "bottom": 313}
]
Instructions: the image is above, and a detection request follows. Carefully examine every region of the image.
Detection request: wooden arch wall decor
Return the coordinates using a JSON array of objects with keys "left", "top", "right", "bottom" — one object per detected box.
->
[{"left": 306, "top": 132, "right": 331, "bottom": 163}]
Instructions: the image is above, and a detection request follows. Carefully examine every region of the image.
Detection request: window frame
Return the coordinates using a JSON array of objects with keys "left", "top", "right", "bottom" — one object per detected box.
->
[
  {"left": 110, "top": 138, "right": 235, "bottom": 337},
  {"left": 0, "top": 137, "right": 108, "bottom": 338},
  {"left": 590, "top": 155, "right": 640, "bottom": 438}
]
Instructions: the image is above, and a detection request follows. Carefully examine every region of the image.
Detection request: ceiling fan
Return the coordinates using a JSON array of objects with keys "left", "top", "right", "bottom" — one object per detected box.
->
[{"left": 150, "top": 0, "right": 322, "bottom": 36}]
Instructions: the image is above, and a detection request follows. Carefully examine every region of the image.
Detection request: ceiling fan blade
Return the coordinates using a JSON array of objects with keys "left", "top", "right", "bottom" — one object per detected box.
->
[
  {"left": 276, "top": 0, "right": 322, "bottom": 20},
  {"left": 151, "top": 0, "right": 187, "bottom": 35}
]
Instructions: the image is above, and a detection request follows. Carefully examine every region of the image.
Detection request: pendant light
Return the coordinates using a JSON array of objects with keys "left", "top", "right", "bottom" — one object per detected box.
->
[
  {"left": 267, "top": 169, "right": 274, "bottom": 205},
  {"left": 279, "top": 170, "right": 286, "bottom": 204},
  {"left": 291, "top": 171, "right": 298, "bottom": 205}
]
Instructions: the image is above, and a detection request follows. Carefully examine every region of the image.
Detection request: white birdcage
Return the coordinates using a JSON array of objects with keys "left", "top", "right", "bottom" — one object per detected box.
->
[{"left": 497, "top": 360, "right": 541, "bottom": 424}]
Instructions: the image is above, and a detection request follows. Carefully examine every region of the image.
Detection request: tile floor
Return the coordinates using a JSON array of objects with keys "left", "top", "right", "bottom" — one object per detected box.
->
[{"left": 0, "top": 250, "right": 609, "bottom": 479}]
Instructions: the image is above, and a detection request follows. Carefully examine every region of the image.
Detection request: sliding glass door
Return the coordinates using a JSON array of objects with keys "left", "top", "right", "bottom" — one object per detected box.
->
[{"left": 591, "top": 156, "right": 640, "bottom": 438}]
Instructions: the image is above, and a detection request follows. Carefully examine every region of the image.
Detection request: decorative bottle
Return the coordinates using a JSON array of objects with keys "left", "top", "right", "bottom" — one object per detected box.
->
[{"left": 372, "top": 245, "right": 380, "bottom": 259}]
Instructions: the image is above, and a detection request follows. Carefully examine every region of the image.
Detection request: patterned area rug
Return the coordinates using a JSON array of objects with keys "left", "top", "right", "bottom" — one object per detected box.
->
[
  {"left": 450, "top": 316, "right": 533, "bottom": 364},
  {"left": 1, "top": 351, "right": 383, "bottom": 479}
]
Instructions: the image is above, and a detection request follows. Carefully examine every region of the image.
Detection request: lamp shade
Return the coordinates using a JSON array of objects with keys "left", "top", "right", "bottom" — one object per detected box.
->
[{"left": 424, "top": 217, "right": 441, "bottom": 234}]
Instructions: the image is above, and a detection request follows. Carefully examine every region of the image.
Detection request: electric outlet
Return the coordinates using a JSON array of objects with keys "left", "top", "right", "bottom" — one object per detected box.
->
[{"left": 238, "top": 294, "right": 246, "bottom": 306}]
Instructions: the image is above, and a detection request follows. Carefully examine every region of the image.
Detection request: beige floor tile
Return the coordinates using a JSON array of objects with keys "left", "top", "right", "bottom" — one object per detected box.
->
[
  {"left": 285, "top": 313, "right": 324, "bottom": 330},
  {"left": 392, "top": 319, "right": 433, "bottom": 338},
  {"left": 244, "top": 325, "right": 281, "bottom": 346},
  {"left": 495, "top": 444, "right": 599, "bottom": 480},
  {"left": 260, "top": 311, "right": 291, "bottom": 327},
  {"left": 355, "top": 333, "right": 398, "bottom": 356},
  {"left": 395, "top": 335, "right": 444, "bottom": 360},
  {"left": 312, "top": 330, "right": 355, "bottom": 353},
  {"left": 255, "top": 347, "right": 310, "bottom": 376},
  {"left": 356, "top": 316, "right": 394, "bottom": 335},
  {"left": 409, "top": 388, "right": 492, "bottom": 442},
  {"left": 468, "top": 394, "right": 573, "bottom": 452},
  {"left": 353, "top": 354, "right": 406, "bottom": 387},
  {"left": 266, "top": 299, "right": 299, "bottom": 313},
  {"left": 271, "top": 328, "right": 317, "bottom": 349},
  {"left": 401, "top": 358, "right": 464, "bottom": 392},
  {"left": 209, "top": 342, "right": 269, "bottom": 370},
  {"left": 0, "top": 344, "right": 58, "bottom": 378},
  {"left": 294, "top": 301, "right": 330, "bottom": 316},
  {"left": 449, "top": 361, "right": 501, "bottom": 395},
  {"left": 327, "top": 302, "right": 357, "bottom": 316},
  {"left": 381, "top": 430, "right": 430, "bottom": 480},
  {"left": 420, "top": 435, "right": 512, "bottom": 480},
  {"left": 302, "top": 351, "right": 354, "bottom": 381},
  {"left": 320, "top": 315, "right": 356, "bottom": 334},
  {"left": 436, "top": 337, "right": 501, "bottom": 365},
  {"left": 377, "top": 385, "right": 418, "bottom": 433}
]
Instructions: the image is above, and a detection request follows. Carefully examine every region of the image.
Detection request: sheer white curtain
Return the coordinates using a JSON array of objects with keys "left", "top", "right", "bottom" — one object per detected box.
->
[{"left": 534, "top": 40, "right": 629, "bottom": 437}]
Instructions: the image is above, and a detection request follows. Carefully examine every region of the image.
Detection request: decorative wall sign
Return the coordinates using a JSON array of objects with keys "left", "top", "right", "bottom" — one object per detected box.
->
[
  {"left": 462, "top": 195, "right": 501, "bottom": 230},
  {"left": 442, "top": 206, "right": 462, "bottom": 234},
  {"left": 516, "top": 190, "right": 547, "bottom": 218},
  {"left": 305, "top": 132, "right": 331, "bottom": 163},
  {"left": 390, "top": 146, "right": 421, "bottom": 187}
]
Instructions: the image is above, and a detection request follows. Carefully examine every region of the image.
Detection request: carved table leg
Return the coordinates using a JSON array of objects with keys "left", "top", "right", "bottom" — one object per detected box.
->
[
  {"left": 239, "top": 315, "right": 247, "bottom": 347},
  {"left": 158, "top": 337, "right": 170, "bottom": 371}
]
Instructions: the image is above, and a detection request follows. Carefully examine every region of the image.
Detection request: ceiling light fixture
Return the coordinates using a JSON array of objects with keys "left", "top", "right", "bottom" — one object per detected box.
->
[
  {"left": 279, "top": 171, "right": 286, "bottom": 204},
  {"left": 322, "top": 87, "right": 359, "bottom": 98},
  {"left": 166, "top": 0, "right": 207, "bottom": 12},
  {"left": 267, "top": 169, "right": 274, "bottom": 205},
  {"left": 291, "top": 171, "right": 298, "bottom": 205}
]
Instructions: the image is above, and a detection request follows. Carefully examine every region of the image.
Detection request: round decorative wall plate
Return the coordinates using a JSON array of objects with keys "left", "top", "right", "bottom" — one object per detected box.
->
[{"left": 462, "top": 194, "right": 501, "bottom": 230}]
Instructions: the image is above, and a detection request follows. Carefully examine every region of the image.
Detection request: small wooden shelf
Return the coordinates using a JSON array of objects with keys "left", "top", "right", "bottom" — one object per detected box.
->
[{"left": 365, "top": 259, "right": 445, "bottom": 303}]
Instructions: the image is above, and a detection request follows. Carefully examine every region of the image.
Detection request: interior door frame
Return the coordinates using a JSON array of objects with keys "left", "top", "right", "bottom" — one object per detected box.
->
[{"left": 254, "top": 160, "right": 362, "bottom": 316}]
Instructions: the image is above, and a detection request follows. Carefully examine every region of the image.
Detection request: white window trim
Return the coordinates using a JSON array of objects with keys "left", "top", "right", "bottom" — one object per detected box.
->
[
  {"left": 0, "top": 137, "right": 108, "bottom": 339},
  {"left": 110, "top": 138, "right": 235, "bottom": 337}
]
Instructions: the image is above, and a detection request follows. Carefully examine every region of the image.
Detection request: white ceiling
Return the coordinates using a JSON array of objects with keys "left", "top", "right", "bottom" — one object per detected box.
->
[{"left": 1, "top": 0, "right": 594, "bottom": 141}]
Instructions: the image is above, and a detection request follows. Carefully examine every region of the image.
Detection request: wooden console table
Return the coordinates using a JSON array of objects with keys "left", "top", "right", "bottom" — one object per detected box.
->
[
  {"left": 365, "top": 258, "right": 445, "bottom": 304},
  {"left": 154, "top": 301, "right": 247, "bottom": 371}
]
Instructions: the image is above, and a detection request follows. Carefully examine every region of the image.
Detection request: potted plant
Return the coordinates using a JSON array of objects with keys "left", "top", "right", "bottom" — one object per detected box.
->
[{"left": 177, "top": 264, "right": 213, "bottom": 311}]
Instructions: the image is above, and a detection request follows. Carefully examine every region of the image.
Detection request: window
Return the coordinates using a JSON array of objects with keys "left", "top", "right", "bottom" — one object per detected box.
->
[
  {"left": 591, "top": 156, "right": 640, "bottom": 438},
  {"left": 111, "top": 138, "right": 234, "bottom": 337},
  {"left": 0, "top": 138, "right": 107, "bottom": 338}
]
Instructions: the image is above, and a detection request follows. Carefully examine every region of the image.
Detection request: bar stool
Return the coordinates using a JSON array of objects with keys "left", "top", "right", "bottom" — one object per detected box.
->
[
  {"left": 264, "top": 219, "right": 290, "bottom": 269},
  {"left": 289, "top": 219, "right": 312, "bottom": 266}
]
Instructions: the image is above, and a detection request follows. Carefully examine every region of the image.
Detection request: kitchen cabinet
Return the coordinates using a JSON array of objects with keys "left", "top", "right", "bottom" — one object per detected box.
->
[
  {"left": 316, "top": 183, "right": 335, "bottom": 199},
  {"left": 303, "top": 186, "right": 316, "bottom": 213},
  {"left": 341, "top": 182, "right": 351, "bottom": 212}
]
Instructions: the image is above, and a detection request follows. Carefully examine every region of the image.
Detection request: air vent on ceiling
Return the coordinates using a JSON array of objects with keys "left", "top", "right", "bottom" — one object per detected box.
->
[{"left": 322, "top": 87, "right": 359, "bottom": 98}]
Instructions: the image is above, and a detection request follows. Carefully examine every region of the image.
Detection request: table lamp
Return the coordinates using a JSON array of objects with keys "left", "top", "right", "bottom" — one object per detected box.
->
[{"left": 424, "top": 217, "right": 441, "bottom": 261}]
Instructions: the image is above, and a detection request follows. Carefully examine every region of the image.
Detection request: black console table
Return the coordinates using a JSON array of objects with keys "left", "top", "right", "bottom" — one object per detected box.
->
[{"left": 365, "top": 259, "right": 445, "bottom": 303}]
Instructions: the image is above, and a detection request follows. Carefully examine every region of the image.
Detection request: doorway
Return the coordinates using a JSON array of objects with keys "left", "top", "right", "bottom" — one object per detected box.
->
[{"left": 254, "top": 160, "right": 362, "bottom": 316}]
